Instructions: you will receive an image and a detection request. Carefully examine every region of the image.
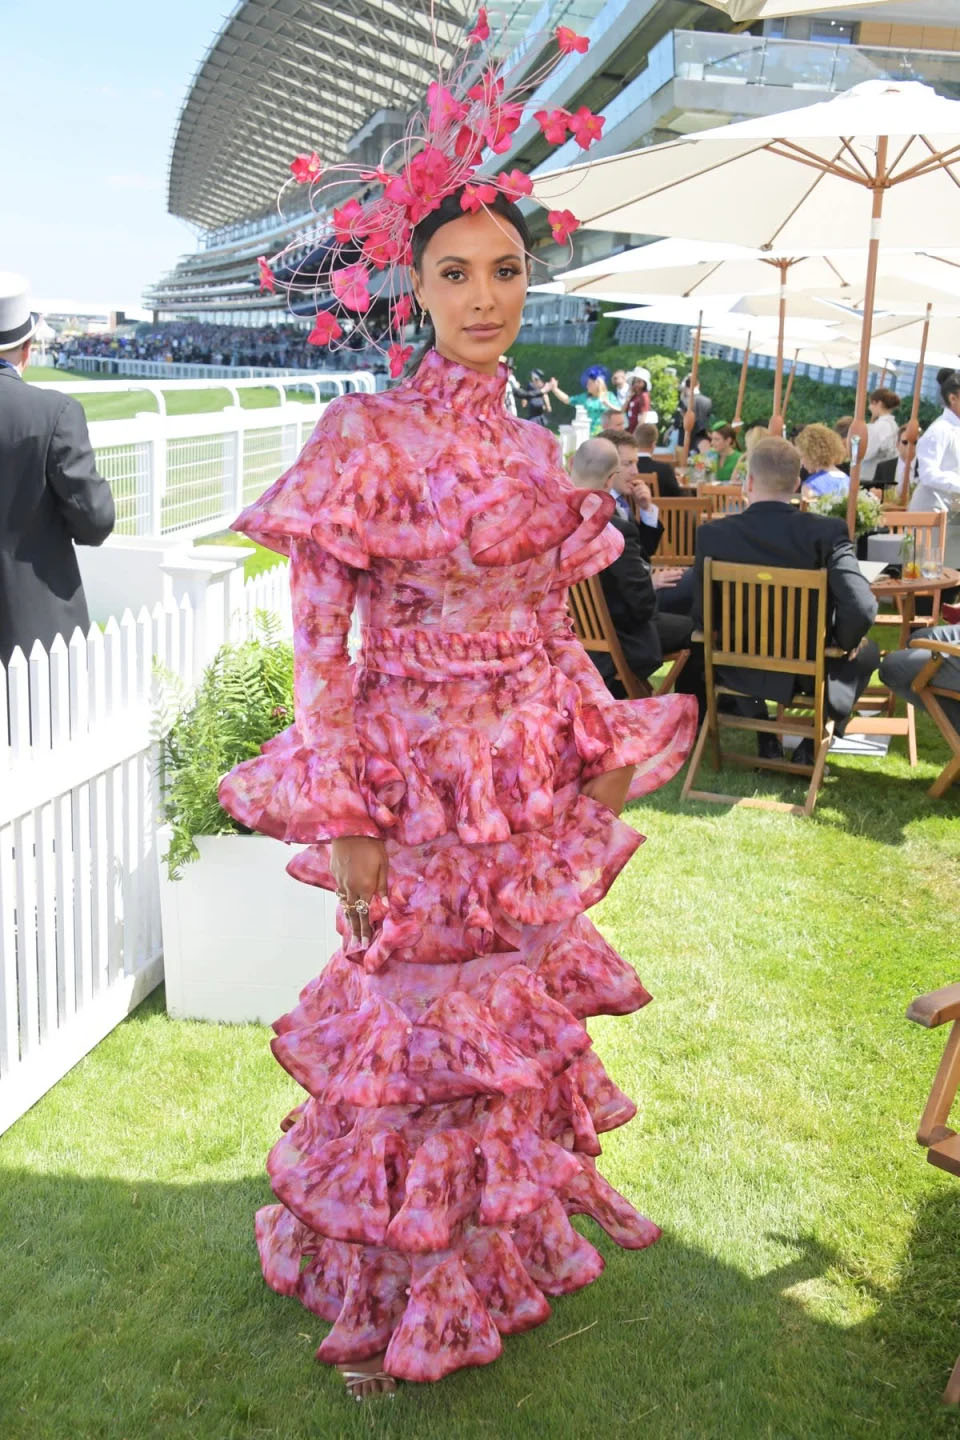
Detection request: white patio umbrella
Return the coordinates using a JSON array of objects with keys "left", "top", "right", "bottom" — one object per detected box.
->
[
  {"left": 534, "top": 79, "right": 960, "bottom": 534},
  {"left": 698, "top": 0, "right": 924, "bottom": 21},
  {"left": 544, "top": 242, "right": 875, "bottom": 427},
  {"left": 546, "top": 243, "right": 864, "bottom": 302}
]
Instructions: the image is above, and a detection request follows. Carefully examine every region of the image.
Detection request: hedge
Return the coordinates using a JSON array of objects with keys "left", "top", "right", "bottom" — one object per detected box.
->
[{"left": 508, "top": 340, "right": 938, "bottom": 436}]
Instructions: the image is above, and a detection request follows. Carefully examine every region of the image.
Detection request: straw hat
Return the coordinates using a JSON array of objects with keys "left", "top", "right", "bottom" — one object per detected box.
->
[{"left": 0, "top": 273, "right": 39, "bottom": 351}]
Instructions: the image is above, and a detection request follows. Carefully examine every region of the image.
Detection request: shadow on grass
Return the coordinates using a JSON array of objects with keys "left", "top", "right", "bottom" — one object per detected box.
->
[
  {"left": 638, "top": 705, "right": 953, "bottom": 849},
  {"left": 0, "top": 1158, "right": 957, "bottom": 1440}
]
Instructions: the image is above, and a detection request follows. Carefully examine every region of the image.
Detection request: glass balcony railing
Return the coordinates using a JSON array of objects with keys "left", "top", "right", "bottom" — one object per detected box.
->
[{"left": 674, "top": 30, "right": 960, "bottom": 100}]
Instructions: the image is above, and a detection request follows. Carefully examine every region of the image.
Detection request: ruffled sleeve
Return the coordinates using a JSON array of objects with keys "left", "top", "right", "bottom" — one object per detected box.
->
[
  {"left": 538, "top": 570, "right": 698, "bottom": 802},
  {"left": 217, "top": 537, "right": 383, "bottom": 843},
  {"left": 228, "top": 396, "right": 376, "bottom": 566}
]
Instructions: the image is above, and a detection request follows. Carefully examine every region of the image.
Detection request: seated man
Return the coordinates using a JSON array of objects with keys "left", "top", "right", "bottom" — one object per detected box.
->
[
  {"left": 633, "top": 422, "right": 682, "bottom": 498},
  {"left": 692, "top": 436, "right": 879, "bottom": 764},
  {"left": 596, "top": 427, "right": 663, "bottom": 559},
  {"left": 878, "top": 625, "right": 960, "bottom": 734},
  {"left": 572, "top": 439, "right": 704, "bottom": 713}
]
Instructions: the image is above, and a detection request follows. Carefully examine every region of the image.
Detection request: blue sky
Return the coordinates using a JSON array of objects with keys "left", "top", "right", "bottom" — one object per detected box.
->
[{"left": 2, "top": 0, "right": 235, "bottom": 308}]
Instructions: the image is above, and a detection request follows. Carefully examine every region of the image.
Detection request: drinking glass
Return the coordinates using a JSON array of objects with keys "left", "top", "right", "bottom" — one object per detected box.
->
[{"left": 918, "top": 527, "right": 943, "bottom": 581}]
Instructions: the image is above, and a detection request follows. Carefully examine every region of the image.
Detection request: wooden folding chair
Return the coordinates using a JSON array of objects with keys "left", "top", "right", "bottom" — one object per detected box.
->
[
  {"left": 906, "top": 981, "right": 960, "bottom": 1404},
  {"left": 636, "top": 466, "right": 660, "bottom": 498},
  {"left": 649, "top": 496, "right": 714, "bottom": 568},
  {"left": 909, "top": 635, "right": 960, "bottom": 797},
  {"left": 568, "top": 574, "right": 689, "bottom": 700},
  {"left": 681, "top": 560, "right": 845, "bottom": 817},
  {"left": 876, "top": 511, "right": 949, "bottom": 625},
  {"left": 697, "top": 482, "right": 747, "bottom": 515}
]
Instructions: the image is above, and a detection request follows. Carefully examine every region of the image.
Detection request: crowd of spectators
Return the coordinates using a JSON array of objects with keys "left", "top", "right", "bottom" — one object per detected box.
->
[{"left": 58, "top": 320, "right": 389, "bottom": 373}]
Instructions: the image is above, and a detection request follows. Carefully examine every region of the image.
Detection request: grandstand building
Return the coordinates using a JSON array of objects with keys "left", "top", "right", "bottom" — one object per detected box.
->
[{"left": 147, "top": 0, "right": 960, "bottom": 351}]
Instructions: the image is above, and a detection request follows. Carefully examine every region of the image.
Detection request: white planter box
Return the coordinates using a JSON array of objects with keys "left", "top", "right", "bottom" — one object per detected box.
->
[{"left": 157, "top": 829, "right": 339, "bottom": 1024}]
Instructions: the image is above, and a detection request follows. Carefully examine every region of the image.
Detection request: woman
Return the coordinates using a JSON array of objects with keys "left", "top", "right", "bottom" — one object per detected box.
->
[
  {"left": 624, "top": 372, "right": 651, "bottom": 432},
  {"left": 218, "top": 192, "right": 696, "bottom": 1399},
  {"left": 795, "top": 424, "right": 850, "bottom": 499},
  {"left": 709, "top": 425, "right": 742, "bottom": 483},
  {"left": 860, "top": 386, "right": 900, "bottom": 483},
  {"left": 547, "top": 368, "right": 620, "bottom": 435}
]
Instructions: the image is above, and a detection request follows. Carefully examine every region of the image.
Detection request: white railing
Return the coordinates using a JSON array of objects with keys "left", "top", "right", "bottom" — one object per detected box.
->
[
  {"left": 30, "top": 372, "right": 381, "bottom": 541},
  {"left": 83, "top": 403, "right": 324, "bottom": 540},
  {"left": 62, "top": 357, "right": 378, "bottom": 390},
  {"left": 39, "top": 375, "right": 358, "bottom": 414},
  {"left": 0, "top": 561, "right": 293, "bottom": 1136}
]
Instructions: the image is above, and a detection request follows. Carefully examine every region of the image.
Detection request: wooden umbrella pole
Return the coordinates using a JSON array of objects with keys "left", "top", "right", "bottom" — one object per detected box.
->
[
  {"left": 900, "top": 302, "right": 931, "bottom": 506},
  {"left": 681, "top": 308, "right": 703, "bottom": 464},
  {"left": 769, "top": 260, "right": 788, "bottom": 437},
  {"left": 733, "top": 332, "right": 751, "bottom": 429},
  {"left": 782, "top": 350, "right": 799, "bottom": 420},
  {"left": 846, "top": 134, "right": 889, "bottom": 539}
]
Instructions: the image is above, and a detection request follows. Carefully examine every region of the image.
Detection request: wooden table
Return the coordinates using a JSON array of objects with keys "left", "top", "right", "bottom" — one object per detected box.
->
[
  {"left": 868, "top": 566, "right": 959, "bottom": 648},
  {"left": 845, "top": 566, "right": 960, "bottom": 764}
]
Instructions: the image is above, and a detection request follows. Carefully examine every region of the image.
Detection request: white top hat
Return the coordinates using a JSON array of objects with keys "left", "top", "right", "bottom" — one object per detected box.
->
[{"left": 0, "top": 273, "right": 39, "bottom": 351}]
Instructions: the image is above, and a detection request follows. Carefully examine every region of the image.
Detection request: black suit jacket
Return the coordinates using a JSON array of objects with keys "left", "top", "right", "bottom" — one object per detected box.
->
[
  {"left": 636, "top": 454, "right": 682, "bottom": 499},
  {"left": 0, "top": 368, "right": 115, "bottom": 664},
  {"left": 590, "top": 510, "right": 661, "bottom": 681},
  {"left": 692, "top": 501, "right": 877, "bottom": 704}
]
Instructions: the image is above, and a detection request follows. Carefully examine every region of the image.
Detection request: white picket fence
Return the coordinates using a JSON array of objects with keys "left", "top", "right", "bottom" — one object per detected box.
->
[{"left": 0, "top": 562, "right": 292, "bottom": 1136}]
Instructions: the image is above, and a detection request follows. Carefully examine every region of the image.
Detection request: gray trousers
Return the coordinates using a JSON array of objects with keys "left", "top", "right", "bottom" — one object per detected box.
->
[{"left": 878, "top": 624, "right": 960, "bottom": 731}]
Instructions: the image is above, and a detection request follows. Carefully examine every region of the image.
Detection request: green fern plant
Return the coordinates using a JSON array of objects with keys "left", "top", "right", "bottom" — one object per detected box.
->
[{"left": 153, "top": 611, "right": 294, "bottom": 879}]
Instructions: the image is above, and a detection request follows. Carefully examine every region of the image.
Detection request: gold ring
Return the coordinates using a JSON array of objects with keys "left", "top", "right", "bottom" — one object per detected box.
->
[{"left": 353, "top": 898, "right": 370, "bottom": 917}]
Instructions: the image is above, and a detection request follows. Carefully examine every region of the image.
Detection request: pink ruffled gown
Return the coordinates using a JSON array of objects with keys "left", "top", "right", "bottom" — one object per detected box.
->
[{"left": 218, "top": 350, "right": 697, "bottom": 1384}]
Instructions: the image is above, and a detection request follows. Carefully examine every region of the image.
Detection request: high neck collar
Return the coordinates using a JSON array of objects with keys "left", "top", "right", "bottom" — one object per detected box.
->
[{"left": 406, "top": 347, "right": 509, "bottom": 419}]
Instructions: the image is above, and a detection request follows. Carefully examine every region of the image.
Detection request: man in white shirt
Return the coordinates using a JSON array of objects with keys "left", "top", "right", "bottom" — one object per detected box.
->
[{"left": 912, "top": 369, "right": 960, "bottom": 512}]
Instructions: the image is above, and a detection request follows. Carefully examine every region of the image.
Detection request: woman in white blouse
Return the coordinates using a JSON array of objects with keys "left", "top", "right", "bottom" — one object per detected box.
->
[
  {"left": 913, "top": 369, "right": 960, "bottom": 512},
  {"left": 860, "top": 387, "right": 901, "bottom": 483}
]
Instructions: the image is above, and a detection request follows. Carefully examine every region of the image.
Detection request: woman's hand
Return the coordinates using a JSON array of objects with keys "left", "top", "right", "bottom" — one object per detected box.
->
[
  {"left": 330, "top": 836, "right": 389, "bottom": 948},
  {"left": 580, "top": 765, "right": 635, "bottom": 817}
]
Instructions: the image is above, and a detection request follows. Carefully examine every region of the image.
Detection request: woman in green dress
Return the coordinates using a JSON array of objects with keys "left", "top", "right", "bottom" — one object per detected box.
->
[
  {"left": 710, "top": 425, "right": 745, "bottom": 483},
  {"left": 547, "top": 371, "right": 621, "bottom": 436}
]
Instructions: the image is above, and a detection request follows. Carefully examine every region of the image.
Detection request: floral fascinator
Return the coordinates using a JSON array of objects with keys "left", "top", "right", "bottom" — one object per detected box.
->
[{"left": 257, "top": 6, "right": 605, "bottom": 377}]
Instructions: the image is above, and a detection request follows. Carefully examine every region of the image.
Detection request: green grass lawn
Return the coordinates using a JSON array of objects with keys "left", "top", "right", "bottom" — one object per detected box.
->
[
  {"left": 23, "top": 367, "right": 318, "bottom": 421},
  {"left": 0, "top": 709, "right": 958, "bottom": 1439}
]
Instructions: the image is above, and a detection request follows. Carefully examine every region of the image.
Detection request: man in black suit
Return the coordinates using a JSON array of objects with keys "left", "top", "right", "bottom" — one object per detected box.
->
[
  {"left": 692, "top": 436, "right": 878, "bottom": 763},
  {"left": 633, "top": 422, "right": 682, "bottom": 498},
  {"left": 596, "top": 428, "right": 663, "bottom": 560},
  {"left": 572, "top": 439, "right": 704, "bottom": 713},
  {"left": 0, "top": 274, "right": 115, "bottom": 665}
]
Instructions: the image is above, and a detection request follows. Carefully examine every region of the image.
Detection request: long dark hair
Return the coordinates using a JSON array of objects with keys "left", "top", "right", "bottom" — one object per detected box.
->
[
  {"left": 403, "top": 188, "right": 533, "bottom": 377},
  {"left": 938, "top": 367, "right": 960, "bottom": 405}
]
